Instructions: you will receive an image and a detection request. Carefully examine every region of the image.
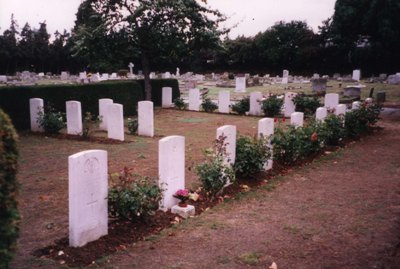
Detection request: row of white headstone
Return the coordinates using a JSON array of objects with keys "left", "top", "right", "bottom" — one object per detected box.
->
[{"left": 29, "top": 98, "right": 156, "bottom": 140}]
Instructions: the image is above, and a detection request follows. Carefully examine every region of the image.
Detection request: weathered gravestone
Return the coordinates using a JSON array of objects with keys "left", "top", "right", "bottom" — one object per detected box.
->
[
  {"left": 66, "top": 101, "right": 82, "bottom": 135},
  {"left": 235, "top": 74, "right": 246, "bottom": 92},
  {"left": 107, "top": 103, "right": 124, "bottom": 141},
  {"left": 218, "top": 91, "right": 230, "bottom": 114},
  {"left": 162, "top": 87, "right": 173, "bottom": 108},
  {"left": 311, "top": 78, "right": 327, "bottom": 93},
  {"left": 29, "top": 98, "right": 44, "bottom": 132},
  {"left": 69, "top": 150, "right": 108, "bottom": 247},
  {"left": 352, "top": 101, "right": 361, "bottom": 110},
  {"left": 216, "top": 125, "right": 236, "bottom": 166},
  {"left": 282, "top": 70, "right": 289, "bottom": 84},
  {"left": 159, "top": 136, "right": 185, "bottom": 211},
  {"left": 291, "top": 112, "right": 304, "bottom": 128},
  {"left": 324, "top": 93, "right": 339, "bottom": 111},
  {"left": 188, "top": 88, "right": 200, "bottom": 111},
  {"left": 0, "top": 75, "right": 7, "bottom": 83},
  {"left": 284, "top": 92, "right": 297, "bottom": 117},
  {"left": 335, "top": 104, "right": 347, "bottom": 116},
  {"left": 99, "top": 99, "right": 113, "bottom": 131},
  {"left": 249, "top": 91, "right": 263, "bottom": 116},
  {"left": 60, "top": 72, "right": 69, "bottom": 80},
  {"left": 258, "top": 118, "right": 274, "bottom": 170},
  {"left": 352, "top": 69, "right": 361, "bottom": 81},
  {"left": 315, "top": 107, "right": 328, "bottom": 121},
  {"left": 138, "top": 101, "right": 154, "bottom": 137}
]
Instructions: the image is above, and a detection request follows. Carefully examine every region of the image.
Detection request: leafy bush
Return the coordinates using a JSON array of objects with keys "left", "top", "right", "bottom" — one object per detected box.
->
[
  {"left": 345, "top": 103, "right": 382, "bottom": 138},
  {"left": 117, "top": 69, "right": 128, "bottom": 77},
  {"left": 37, "top": 104, "right": 66, "bottom": 134},
  {"left": 201, "top": 97, "right": 218, "bottom": 112},
  {"left": 196, "top": 135, "right": 235, "bottom": 198},
  {"left": 292, "top": 94, "right": 321, "bottom": 116},
  {"left": 231, "top": 97, "right": 250, "bottom": 115},
  {"left": 321, "top": 114, "right": 346, "bottom": 145},
  {"left": 127, "top": 118, "right": 138, "bottom": 134},
  {"left": 108, "top": 167, "right": 163, "bottom": 220},
  {"left": 261, "top": 95, "right": 283, "bottom": 117},
  {"left": 174, "top": 97, "right": 187, "bottom": 110},
  {"left": 234, "top": 135, "right": 271, "bottom": 177},
  {"left": 0, "top": 109, "right": 19, "bottom": 269},
  {"left": 82, "top": 112, "right": 102, "bottom": 138}
]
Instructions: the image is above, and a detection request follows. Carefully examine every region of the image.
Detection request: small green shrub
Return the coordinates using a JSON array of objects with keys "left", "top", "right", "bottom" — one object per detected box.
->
[
  {"left": 117, "top": 69, "right": 128, "bottom": 77},
  {"left": 292, "top": 94, "right": 321, "bottom": 116},
  {"left": 0, "top": 109, "right": 19, "bottom": 269},
  {"left": 108, "top": 167, "right": 162, "bottom": 220},
  {"left": 174, "top": 97, "right": 187, "bottom": 110},
  {"left": 234, "top": 135, "right": 271, "bottom": 177},
  {"left": 321, "top": 114, "right": 346, "bottom": 145},
  {"left": 231, "top": 97, "right": 250, "bottom": 115},
  {"left": 201, "top": 97, "right": 218, "bottom": 112},
  {"left": 345, "top": 103, "right": 382, "bottom": 138},
  {"left": 196, "top": 135, "right": 235, "bottom": 198},
  {"left": 37, "top": 104, "right": 66, "bottom": 134},
  {"left": 261, "top": 95, "right": 283, "bottom": 117},
  {"left": 82, "top": 112, "right": 101, "bottom": 138},
  {"left": 127, "top": 118, "right": 138, "bottom": 134}
]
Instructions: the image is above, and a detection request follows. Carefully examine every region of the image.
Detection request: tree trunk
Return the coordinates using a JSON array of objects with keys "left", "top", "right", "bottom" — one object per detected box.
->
[{"left": 141, "top": 49, "right": 152, "bottom": 101}]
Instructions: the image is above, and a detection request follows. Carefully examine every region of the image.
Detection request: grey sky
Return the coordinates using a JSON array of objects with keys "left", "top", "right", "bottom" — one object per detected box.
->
[{"left": 0, "top": 0, "right": 336, "bottom": 38}]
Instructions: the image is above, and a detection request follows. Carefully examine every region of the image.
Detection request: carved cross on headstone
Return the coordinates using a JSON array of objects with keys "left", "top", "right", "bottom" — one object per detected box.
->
[{"left": 87, "top": 193, "right": 97, "bottom": 206}]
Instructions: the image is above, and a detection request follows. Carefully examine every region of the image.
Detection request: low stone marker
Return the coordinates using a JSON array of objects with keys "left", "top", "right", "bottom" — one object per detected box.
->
[
  {"left": 29, "top": 98, "right": 44, "bottom": 132},
  {"left": 316, "top": 107, "right": 328, "bottom": 121},
  {"left": 218, "top": 91, "right": 230, "bottom": 114},
  {"left": 162, "top": 87, "right": 173, "bottom": 108},
  {"left": 324, "top": 93, "right": 339, "bottom": 111},
  {"left": 258, "top": 118, "right": 274, "bottom": 170},
  {"left": 235, "top": 75, "right": 246, "bottom": 92},
  {"left": 66, "top": 101, "right": 82, "bottom": 135},
  {"left": 69, "top": 150, "right": 108, "bottom": 247},
  {"left": 159, "top": 136, "right": 185, "bottom": 211},
  {"left": 107, "top": 103, "right": 124, "bottom": 141},
  {"left": 352, "top": 101, "right": 361, "bottom": 110},
  {"left": 216, "top": 125, "right": 236, "bottom": 165},
  {"left": 249, "top": 91, "right": 262, "bottom": 116},
  {"left": 311, "top": 78, "right": 327, "bottom": 93},
  {"left": 282, "top": 69, "right": 289, "bottom": 84},
  {"left": 284, "top": 92, "right": 297, "bottom": 117},
  {"left": 335, "top": 104, "right": 347, "bottom": 116},
  {"left": 99, "top": 99, "right": 113, "bottom": 131},
  {"left": 138, "top": 101, "right": 154, "bottom": 137},
  {"left": 291, "top": 112, "right": 304, "bottom": 128},
  {"left": 188, "top": 88, "right": 200, "bottom": 111}
]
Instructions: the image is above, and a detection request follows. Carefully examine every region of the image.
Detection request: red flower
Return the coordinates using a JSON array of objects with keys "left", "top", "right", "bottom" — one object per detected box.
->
[{"left": 311, "top": 132, "right": 318, "bottom": 142}]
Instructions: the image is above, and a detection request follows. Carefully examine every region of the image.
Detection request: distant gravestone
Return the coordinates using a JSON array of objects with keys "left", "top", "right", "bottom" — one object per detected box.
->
[
  {"left": 291, "top": 112, "right": 304, "bottom": 128},
  {"left": 235, "top": 75, "right": 246, "bottom": 92},
  {"left": 159, "top": 135, "right": 185, "bottom": 211},
  {"left": 0, "top": 75, "right": 7, "bottom": 83},
  {"left": 282, "top": 70, "right": 289, "bottom": 84},
  {"left": 311, "top": 78, "right": 327, "bottom": 93},
  {"left": 352, "top": 69, "right": 361, "bottom": 81},
  {"left": 387, "top": 74, "right": 400, "bottom": 85},
  {"left": 352, "top": 101, "right": 361, "bottom": 110},
  {"left": 284, "top": 92, "right": 297, "bottom": 117},
  {"left": 249, "top": 91, "right": 262, "bottom": 116},
  {"left": 79, "top": 72, "right": 87, "bottom": 80},
  {"left": 216, "top": 125, "right": 236, "bottom": 165},
  {"left": 162, "top": 87, "right": 173, "bottom": 108},
  {"left": 138, "top": 101, "right": 154, "bottom": 137},
  {"left": 128, "top": 62, "right": 134, "bottom": 75},
  {"left": 110, "top": 73, "right": 117, "bottom": 79},
  {"left": 312, "top": 73, "right": 320, "bottom": 79},
  {"left": 163, "top": 72, "right": 171, "bottom": 79},
  {"left": 218, "top": 91, "right": 230, "bottom": 114},
  {"left": 258, "top": 118, "right": 274, "bottom": 170},
  {"left": 101, "top": 73, "right": 109, "bottom": 80},
  {"left": 60, "top": 72, "right": 69, "bottom": 80},
  {"left": 335, "top": 104, "right": 347, "bottom": 116},
  {"left": 150, "top": 72, "right": 156, "bottom": 79},
  {"left": 29, "top": 98, "right": 44, "bottom": 132},
  {"left": 107, "top": 103, "right": 124, "bottom": 141},
  {"left": 188, "top": 88, "right": 200, "bottom": 111},
  {"left": 69, "top": 150, "right": 108, "bottom": 247},
  {"left": 315, "top": 107, "right": 327, "bottom": 121},
  {"left": 324, "top": 93, "right": 339, "bottom": 110},
  {"left": 176, "top": 67, "right": 180, "bottom": 77},
  {"left": 99, "top": 99, "right": 113, "bottom": 131},
  {"left": 66, "top": 101, "right": 82, "bottom": 135}
]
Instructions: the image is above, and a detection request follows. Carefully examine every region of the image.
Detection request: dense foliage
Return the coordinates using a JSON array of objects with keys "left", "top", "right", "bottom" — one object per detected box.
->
[
  {"left": 37, "top": 104, "right": 66, "bottom": 134},
  {"left": 261, "top": 95, "right": 283, "bottom": 117},
  {"left": 0, "top": 109, "right": 19, "bottom": 269},
  {"left": 201, "top": 97, "right": 218, "bottom": 113},
  {"left": 292, "top": 94, "right": 322, "bottom": 116},
  {"left": 231, "top": 97, "right": 250, "bottom": 115}
]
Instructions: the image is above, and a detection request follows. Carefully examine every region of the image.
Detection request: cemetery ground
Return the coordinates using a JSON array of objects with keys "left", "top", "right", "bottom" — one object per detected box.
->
[{"left": 11, "top": 107, "right": 400, "bottom": 268}]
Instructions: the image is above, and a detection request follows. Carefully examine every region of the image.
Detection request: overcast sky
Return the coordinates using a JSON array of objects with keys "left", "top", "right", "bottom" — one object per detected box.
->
[{"left": 0, "top": 0, "right": 336, "bottom": 38}]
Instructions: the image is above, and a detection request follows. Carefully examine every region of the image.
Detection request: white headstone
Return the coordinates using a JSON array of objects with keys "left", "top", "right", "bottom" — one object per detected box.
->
[
  {"left": 258, "top": 118, "right": 274, "bottom": 170},
  {"left": 352, "top": 69, "right": 361, "bottom": 81},
  {"left": 235, "top": 76, "right": 246, "bottom": 92},
  {"left": 282, "top": 70, "right": 289, "bottom": 84},
  {"left": 110, "top": 73, "right": 117, "bottom": 79},
  {"left": 365, "top": 97, "right": 373, "bottom": 104},
  {"left": 176, "top": 67, "right": 180, "bottom": 77},
  {"left": 101, "top": 73, "right": 109, "bottom": 80},
  {"left": 249, "top": 91, "right": 263, "bottom": 116},
  {"left": 218, "top": 91, "right": 230, "bottom": 114},
  {"left": 128, "top": 62, "right": 134, "bottom": 75},
  {"left": 138, "top": 101, "right": 154, "bottom": 137},
  {"left": 69, "top": 150, "right": 108, "bottom": 247},
  {"left": 150, "top": 72, "right": 156, "bottom": 79},
  {"left": 163, "top": 72, "right": 171, "bottom": 79},
  {"left": 159, "top": 136, "right": 185, "bottom": 211},
  {"left": 324, "top": 93, "right": 339, "bottom": 110},
  {"left": 316, "top": 107, "right": 328, "bottom": 121},
  {"left": 162, "top": 87, "right": 173, "bottom": 108},
  {"left": 216, "top": 125, "right": 236, "bottom": 165},
  {"left": 107, "top": 103, "right": 124, "bottom": 141},
  {"left": 29, "top": 98, "right": 44, "bottom": 132},
  {"left": 352, "top": 101, "right": 361, "bottom": 110},
  {"left": 284, "top": 92, "right": 297, "bottom": 117},
  {"left": 79, "top": 72, "right": 87, "bottom": 80},
  {"left": 0, "top": 75, "right": 7, "bottom": 83},
  {"left": 291, "top": 112, "right": 304, "bottom": 128},
  {"left": 66, "top": 101, "right": 82, "bottom": 135},
  {"left": 188, "top": 88, "right": 200, "bottom": 111},
  {"left": 99, "top": 99, "right": 113, "bottom": 131},
  {"left": 60, "top": 72, "right": 69, "bottom": 80},
  {"left": 335, "top": 104, "right": 347, "bottom": 116}
]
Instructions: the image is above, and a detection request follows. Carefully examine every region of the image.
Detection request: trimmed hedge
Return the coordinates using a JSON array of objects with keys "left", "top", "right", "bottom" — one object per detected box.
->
[
  {"left": 137, "top": 79, "right": 180, "bottom": 106},
  {"left": 0, "top": 79, "right": 180, "bottom": 130},
  {"left": 0, "top": 108, "right": 19, "bottom": 269}
]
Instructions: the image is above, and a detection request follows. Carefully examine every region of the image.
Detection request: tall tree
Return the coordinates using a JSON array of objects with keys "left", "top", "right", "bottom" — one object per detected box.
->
[
  {"left": 90, "top": 0, "right": 227, "bottom": 100},
  {"left": 0, "top": 14, "right": 19, "bottom": 74},
  {"left": 33, "top": 22, "right": 50, "bottom": 72}
]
